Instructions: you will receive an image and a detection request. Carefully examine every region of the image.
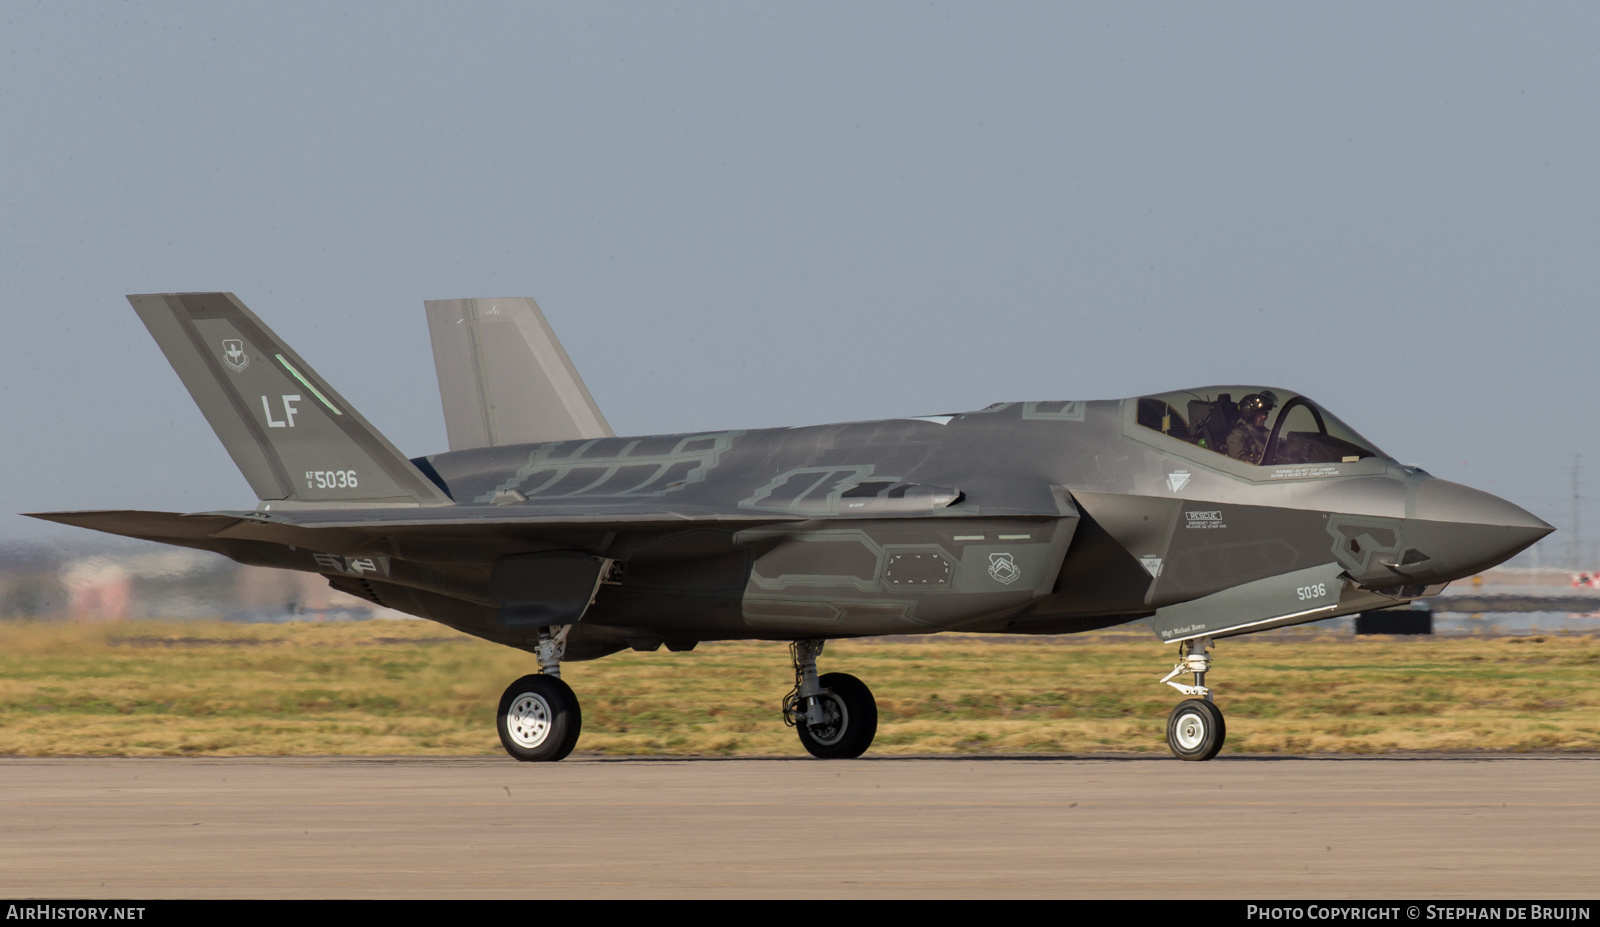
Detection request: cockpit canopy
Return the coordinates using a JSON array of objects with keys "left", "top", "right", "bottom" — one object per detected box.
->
[{"left": 1136, "top": 386, "right": 1386, "bottom": 467}]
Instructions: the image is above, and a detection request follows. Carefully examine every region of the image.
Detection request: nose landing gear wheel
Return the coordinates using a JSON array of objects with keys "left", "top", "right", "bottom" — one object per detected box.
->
[
  {"left": 497, "top": 674, "right": 583, "bottom": 762},
  {"left": 796, "top": 672, "right": 878, "bottom": 759},
  {"left": 1166, "top": 698, "right": 1225, "bottom": 761}
]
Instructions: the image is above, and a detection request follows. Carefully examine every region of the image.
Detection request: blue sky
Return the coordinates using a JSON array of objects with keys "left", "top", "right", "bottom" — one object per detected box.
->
[{"left": 3, "top": 3, "right": 1597, "bottom": 561}]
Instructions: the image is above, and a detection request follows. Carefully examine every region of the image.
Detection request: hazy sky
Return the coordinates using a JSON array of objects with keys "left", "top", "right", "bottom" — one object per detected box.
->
[{"left": 3, "top": 3, "right": 1596, "bottom": 560}]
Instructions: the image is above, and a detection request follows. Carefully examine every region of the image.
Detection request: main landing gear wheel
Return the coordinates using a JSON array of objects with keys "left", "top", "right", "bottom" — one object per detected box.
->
[
  {"left": 497, "top": 674, "right": 583, "bottom": 762},
  {"left": 1166, "top": 698, "right": 1225, "bottom": 761},
  {"left": 796, "top": 672, "right": 878, "bottom": 759}
]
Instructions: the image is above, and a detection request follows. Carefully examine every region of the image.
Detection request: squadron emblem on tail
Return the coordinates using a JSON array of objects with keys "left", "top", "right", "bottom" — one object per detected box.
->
[{"left": 222, "top": 339, "right": 249, "bottom": 372}]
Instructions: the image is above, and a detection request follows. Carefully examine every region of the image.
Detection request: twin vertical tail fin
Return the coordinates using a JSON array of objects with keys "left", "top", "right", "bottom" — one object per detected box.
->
[
  {"left": 424, "top": 297, "right": 613, "bottom": 451},
  {"left": 128, "top": 293, "right": 454, "bottom": 508}
]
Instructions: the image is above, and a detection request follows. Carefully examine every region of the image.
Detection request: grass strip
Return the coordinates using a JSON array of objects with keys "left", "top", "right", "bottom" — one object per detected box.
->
[{"left": 0, "top": 620, "right": 1596, "bottom": 757}]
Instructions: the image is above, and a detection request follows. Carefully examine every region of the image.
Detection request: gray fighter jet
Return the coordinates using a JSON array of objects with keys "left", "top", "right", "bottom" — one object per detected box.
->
[{"left": 31, "top": 294, "right": 1553, "bottom": 762}]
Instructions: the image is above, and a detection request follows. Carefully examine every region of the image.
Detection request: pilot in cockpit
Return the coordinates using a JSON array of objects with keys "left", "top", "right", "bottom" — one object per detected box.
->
[{"left": 1227, "top": 391, "right": 1277, "bottom": 463}]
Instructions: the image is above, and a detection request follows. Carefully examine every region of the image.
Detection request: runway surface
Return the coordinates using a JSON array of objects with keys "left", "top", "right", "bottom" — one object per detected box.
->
[{"left": 1, "top": 755, "right": 1596, "bottom": 898}]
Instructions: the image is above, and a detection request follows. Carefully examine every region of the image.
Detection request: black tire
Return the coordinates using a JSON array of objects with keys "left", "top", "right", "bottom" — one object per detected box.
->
[
  {"left": 497, "top": 674, "right": 583, "bottom": 762},
  {"left": 1166, "top": 698, "right": 1225, "bottom": 761},
  {"left": 796, "top": 672, "right": 877, "bottom": 759}
]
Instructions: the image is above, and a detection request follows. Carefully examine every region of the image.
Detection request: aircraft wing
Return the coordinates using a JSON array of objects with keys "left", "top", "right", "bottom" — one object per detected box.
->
[
  {"left": 26, "top": 507, "right": 807, "bottom": 556},
  {"left": 30, "top": 505, "right": 801, "bottom": 538}
]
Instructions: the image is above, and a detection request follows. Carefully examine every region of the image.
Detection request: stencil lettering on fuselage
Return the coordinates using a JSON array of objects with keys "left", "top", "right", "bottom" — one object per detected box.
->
[{"left": 1183, "top": 510, "right": 1225, "bottom": 530}]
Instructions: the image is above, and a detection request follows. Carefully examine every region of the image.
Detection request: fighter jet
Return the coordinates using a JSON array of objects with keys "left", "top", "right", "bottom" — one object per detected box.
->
[{"left": 31, "top": 293, "right": 1553, "bottom": 762}]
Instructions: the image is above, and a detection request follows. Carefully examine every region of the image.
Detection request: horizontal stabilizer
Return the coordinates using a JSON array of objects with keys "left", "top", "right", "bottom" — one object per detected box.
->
[
  {"left": 425, "top": 297, "right": 613, "bottom": 451},
  {"left": 24, "top": 509, "right": 374, "bottom": 556},
  {"left": 128, "top": 293, "right": 454, "bottom": 508},
  {"left": 26, "top": 509, "right": 240, "bottom": 543}
]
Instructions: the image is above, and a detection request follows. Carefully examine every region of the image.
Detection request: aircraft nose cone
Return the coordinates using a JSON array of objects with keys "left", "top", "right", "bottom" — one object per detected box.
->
[{"left": 1410, "top": 479, "right": 1554, "bottom": 581}]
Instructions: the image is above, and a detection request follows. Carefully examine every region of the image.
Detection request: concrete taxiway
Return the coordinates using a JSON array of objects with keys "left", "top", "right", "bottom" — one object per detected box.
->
[{"left": 0, "top": 755, "right": 1595, "bottom": 898}]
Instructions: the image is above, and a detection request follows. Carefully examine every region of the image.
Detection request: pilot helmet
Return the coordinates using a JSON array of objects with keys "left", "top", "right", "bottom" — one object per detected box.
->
[{"left": 1238, "top": 392, "right": 1275, "bottom": 419}]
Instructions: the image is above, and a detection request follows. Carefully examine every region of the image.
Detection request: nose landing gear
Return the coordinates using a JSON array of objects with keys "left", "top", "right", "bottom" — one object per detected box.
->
[
  {"left": 1166, "top": 698, "right": 1225, "bottom": 761},
  {"left": 784, "top": 640, "right": 878, "bottom": 759},
  {"left": 1160, "top": 636, "right": 1225, "bottom": 761}
]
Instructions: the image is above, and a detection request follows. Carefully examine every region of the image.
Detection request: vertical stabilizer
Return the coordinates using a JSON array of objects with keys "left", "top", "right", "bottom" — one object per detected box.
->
[
  {"left": 424, "top": 297, "right": 614, "bottom": 451},
  {"left": 128, "top": 293, "right": 454, "bottom": 507}
]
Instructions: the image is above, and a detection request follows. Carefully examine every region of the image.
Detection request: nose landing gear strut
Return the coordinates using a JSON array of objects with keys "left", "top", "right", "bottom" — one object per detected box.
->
[{"left": 1159, "top": 636, "right": 1224, "bottom": 761}]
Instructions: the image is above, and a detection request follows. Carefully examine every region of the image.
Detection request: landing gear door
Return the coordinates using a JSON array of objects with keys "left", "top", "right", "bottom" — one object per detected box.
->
[
  {"left": 490, "top": 551, "right": 607, "bottom": 630},
  {"left": 1149, "top": 561, "right": 1418, "bottom": 642}
]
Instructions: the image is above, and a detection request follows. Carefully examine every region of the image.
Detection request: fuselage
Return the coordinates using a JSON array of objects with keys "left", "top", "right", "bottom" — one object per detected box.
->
[
  {"left": 322, "top": 389, "right": 1547, "bottom": 659},
  {"left": 37, "top": 386, "right": 1551, "bottom": 660}
]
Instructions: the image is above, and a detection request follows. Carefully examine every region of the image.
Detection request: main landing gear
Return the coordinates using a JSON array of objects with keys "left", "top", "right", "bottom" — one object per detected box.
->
[
  {"left": 783, "top": 639, "right": 878, "bottom": 759},
  {"left": 1160, "top": 636, "right": 1225, "bottom": 761},
  {"left": 497, "top": 626, "right": 583, "bottom": 762},
  {"left": 496, "top": 631, "right": 881, "bottom": 762}
]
